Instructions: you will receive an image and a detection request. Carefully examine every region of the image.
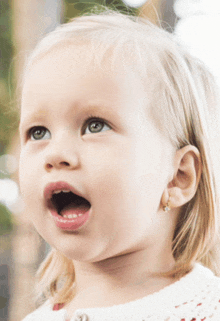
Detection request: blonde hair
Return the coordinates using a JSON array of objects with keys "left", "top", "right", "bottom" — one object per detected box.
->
[{"left": 21, "top": 9, "right": 220, "bottom": 306}]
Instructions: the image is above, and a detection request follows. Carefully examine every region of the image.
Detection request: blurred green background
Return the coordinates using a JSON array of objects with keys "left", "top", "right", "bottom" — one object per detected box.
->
[{"left": 0, "top": 0, "right": 16, "bottom": 236}]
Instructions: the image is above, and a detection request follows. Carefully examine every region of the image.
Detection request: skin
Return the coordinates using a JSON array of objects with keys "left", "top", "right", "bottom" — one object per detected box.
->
[{"left": 19, "top": 44, "right": 202, "bottom": 316}]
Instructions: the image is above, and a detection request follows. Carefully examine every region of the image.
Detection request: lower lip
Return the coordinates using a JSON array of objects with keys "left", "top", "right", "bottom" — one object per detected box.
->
[{"left": 50, "top": 208, "right": 91, "bottom": 231}]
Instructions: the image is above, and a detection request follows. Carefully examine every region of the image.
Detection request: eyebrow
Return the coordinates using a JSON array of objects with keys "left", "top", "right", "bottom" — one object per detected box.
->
[
  {"left": 19, "top": 101, "right": 118, "bottom": 131},
  {"left": 78, "top": 102, "right": 117, "bottom": 116},
  {"left": 19, "top": 110, "right": 50, "bottom": 132},
  {"left": 73, "top": 100, "right": 117, "bottom": 113}
]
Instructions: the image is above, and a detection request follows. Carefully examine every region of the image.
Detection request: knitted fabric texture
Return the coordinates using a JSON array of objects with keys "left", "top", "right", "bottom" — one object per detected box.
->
[{"left": 22, "top": 264, "right": 220, "bottom": 321}]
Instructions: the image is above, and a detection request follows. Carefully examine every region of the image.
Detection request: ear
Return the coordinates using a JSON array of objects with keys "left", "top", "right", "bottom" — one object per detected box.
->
[{"left": 161, "top": 145, "right": 202, "bottom": 209}]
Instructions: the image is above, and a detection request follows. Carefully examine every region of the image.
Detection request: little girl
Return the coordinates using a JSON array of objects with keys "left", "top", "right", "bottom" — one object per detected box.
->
[{"left": 19, "top": 9, "right": 220, "bottom": 321}]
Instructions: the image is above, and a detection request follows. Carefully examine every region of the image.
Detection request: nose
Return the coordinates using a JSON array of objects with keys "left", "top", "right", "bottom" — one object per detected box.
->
[{"left": 44, "top": 136, "right": 80, "bottom": 172}]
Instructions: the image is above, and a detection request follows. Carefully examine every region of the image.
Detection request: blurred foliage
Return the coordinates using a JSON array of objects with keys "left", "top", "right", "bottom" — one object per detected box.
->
[
  {"left": 0, "top": 202, "right": 13, "bottom": 235},
  {"left": 0, "top": 0, "right": 18, "bottom": 231},
  {"left": 63, "top": 0, "right": 138, "bottom": 23},
  {"left": 0, "top": 0, "right": 18, "bottom": 156}
]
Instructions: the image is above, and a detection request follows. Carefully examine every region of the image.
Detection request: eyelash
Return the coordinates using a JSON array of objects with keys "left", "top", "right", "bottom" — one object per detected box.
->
[{"left": 26, "top": 116, "right": 111, "bottom": 140}]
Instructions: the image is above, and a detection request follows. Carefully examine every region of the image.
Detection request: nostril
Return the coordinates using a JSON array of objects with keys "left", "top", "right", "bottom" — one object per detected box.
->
[
  {"left": 46, "top": 164, "right": 53, "bottom": 169},
  {"left": 45, "top": 162, "right": 70, "bottom": 170},
  {"left": 61, "top": 161, "right": 70, "bottom": 166}
]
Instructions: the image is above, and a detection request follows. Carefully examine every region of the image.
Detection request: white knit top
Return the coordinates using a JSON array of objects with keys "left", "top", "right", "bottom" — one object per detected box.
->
[{"left": 23, "top": 264, "right": 220, "bottom": 321}]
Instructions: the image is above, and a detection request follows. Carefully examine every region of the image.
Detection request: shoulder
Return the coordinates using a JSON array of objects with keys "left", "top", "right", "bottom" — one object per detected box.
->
[
  {"left": 22, "top": 301, "right": 66, "bottom": 321},
  {"left": 173, "top": 264, "right": 220, "bottom": 318},
  {"left": 183, "top": 263, "right": 220, "bottom": 293}
]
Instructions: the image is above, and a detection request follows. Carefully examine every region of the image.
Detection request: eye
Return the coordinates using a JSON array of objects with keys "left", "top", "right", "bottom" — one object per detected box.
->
[
  {"left": 84, "top": 119, "right": 111, "bottom": 135},
  {"left": 28, "top": 126, "right": 51, "bottom": 140}
]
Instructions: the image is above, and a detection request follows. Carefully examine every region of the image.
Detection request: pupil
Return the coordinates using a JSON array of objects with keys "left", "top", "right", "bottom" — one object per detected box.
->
[
  {"left": 89, "top": 121, "right": 103, "bottom": 133},
  {"left": 34, "top": 128, "right": 45, "bottom": 139}
]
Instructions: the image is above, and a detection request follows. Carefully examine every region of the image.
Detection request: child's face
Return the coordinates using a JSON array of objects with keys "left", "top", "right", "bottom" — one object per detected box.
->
[{"left": 19, "top": 45, "right": 175, "bottom": 262}]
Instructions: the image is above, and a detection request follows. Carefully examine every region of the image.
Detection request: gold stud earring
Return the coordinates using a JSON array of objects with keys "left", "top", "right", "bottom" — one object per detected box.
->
[{"left": 163, "top": 193, "right": 171, "bottom": 212}]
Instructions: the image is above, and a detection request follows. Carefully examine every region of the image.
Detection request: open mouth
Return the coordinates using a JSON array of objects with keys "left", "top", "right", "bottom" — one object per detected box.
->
[{"left": 51, "top": 191, "right": 91, "bottom": 217}]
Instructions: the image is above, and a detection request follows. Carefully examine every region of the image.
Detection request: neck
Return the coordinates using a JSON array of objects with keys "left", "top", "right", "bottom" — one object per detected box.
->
[{"left": 68, "top": 246, "right": 176, "bottom": 311}]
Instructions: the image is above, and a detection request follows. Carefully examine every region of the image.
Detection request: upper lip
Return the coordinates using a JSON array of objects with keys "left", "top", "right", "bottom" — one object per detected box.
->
[{"left": 44, "top": 181, "right": 86, "bottom": 202}]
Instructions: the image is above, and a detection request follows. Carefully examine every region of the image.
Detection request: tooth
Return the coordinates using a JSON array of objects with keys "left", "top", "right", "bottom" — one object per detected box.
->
[
  {"left": 53, "top": 189, "right": 62, "bottom": 194},
  {"left": 58, "top": 214, "right": 81, "bottom": 219},
  {"left": 62, "top": 190, "right": 70, "bottom": 193}
]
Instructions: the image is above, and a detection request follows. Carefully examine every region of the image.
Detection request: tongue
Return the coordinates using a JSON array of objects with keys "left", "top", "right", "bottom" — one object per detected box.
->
[{"left": 60, "top": 202, "right": 90, "bottom": 217}]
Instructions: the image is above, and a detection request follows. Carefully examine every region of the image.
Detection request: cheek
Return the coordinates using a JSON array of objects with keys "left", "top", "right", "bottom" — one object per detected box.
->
[
  {"left": 84, "top": 142, "right": 163, "bottom": 216},
  {"left": 134, "top": 173, "right": 164, "bottom": 215},
  {"left": 19, "top": 150, "right": 39, "bottom": 199},
  {"left": 19, "top": 152, "right": 28, "bottom": 193},
  {"left": 132, "top": 149, "right": 166, "bottom": 211},
  {"left": 19, "top": 152, "right": 46, "bottom": 229}
]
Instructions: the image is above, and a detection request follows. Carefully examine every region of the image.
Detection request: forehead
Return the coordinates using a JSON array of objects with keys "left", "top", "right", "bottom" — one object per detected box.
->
[
  {"left": 23, "top": 44, "right": 144, "bottom": 92},
  {"left": 21, "top": 44, "right": 149, "bottom": 117}
]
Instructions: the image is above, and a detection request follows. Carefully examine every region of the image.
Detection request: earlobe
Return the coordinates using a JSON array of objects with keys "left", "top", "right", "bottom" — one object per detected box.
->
[{"left": 162, "top": 145, "right": 202, "bottom": 209}]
